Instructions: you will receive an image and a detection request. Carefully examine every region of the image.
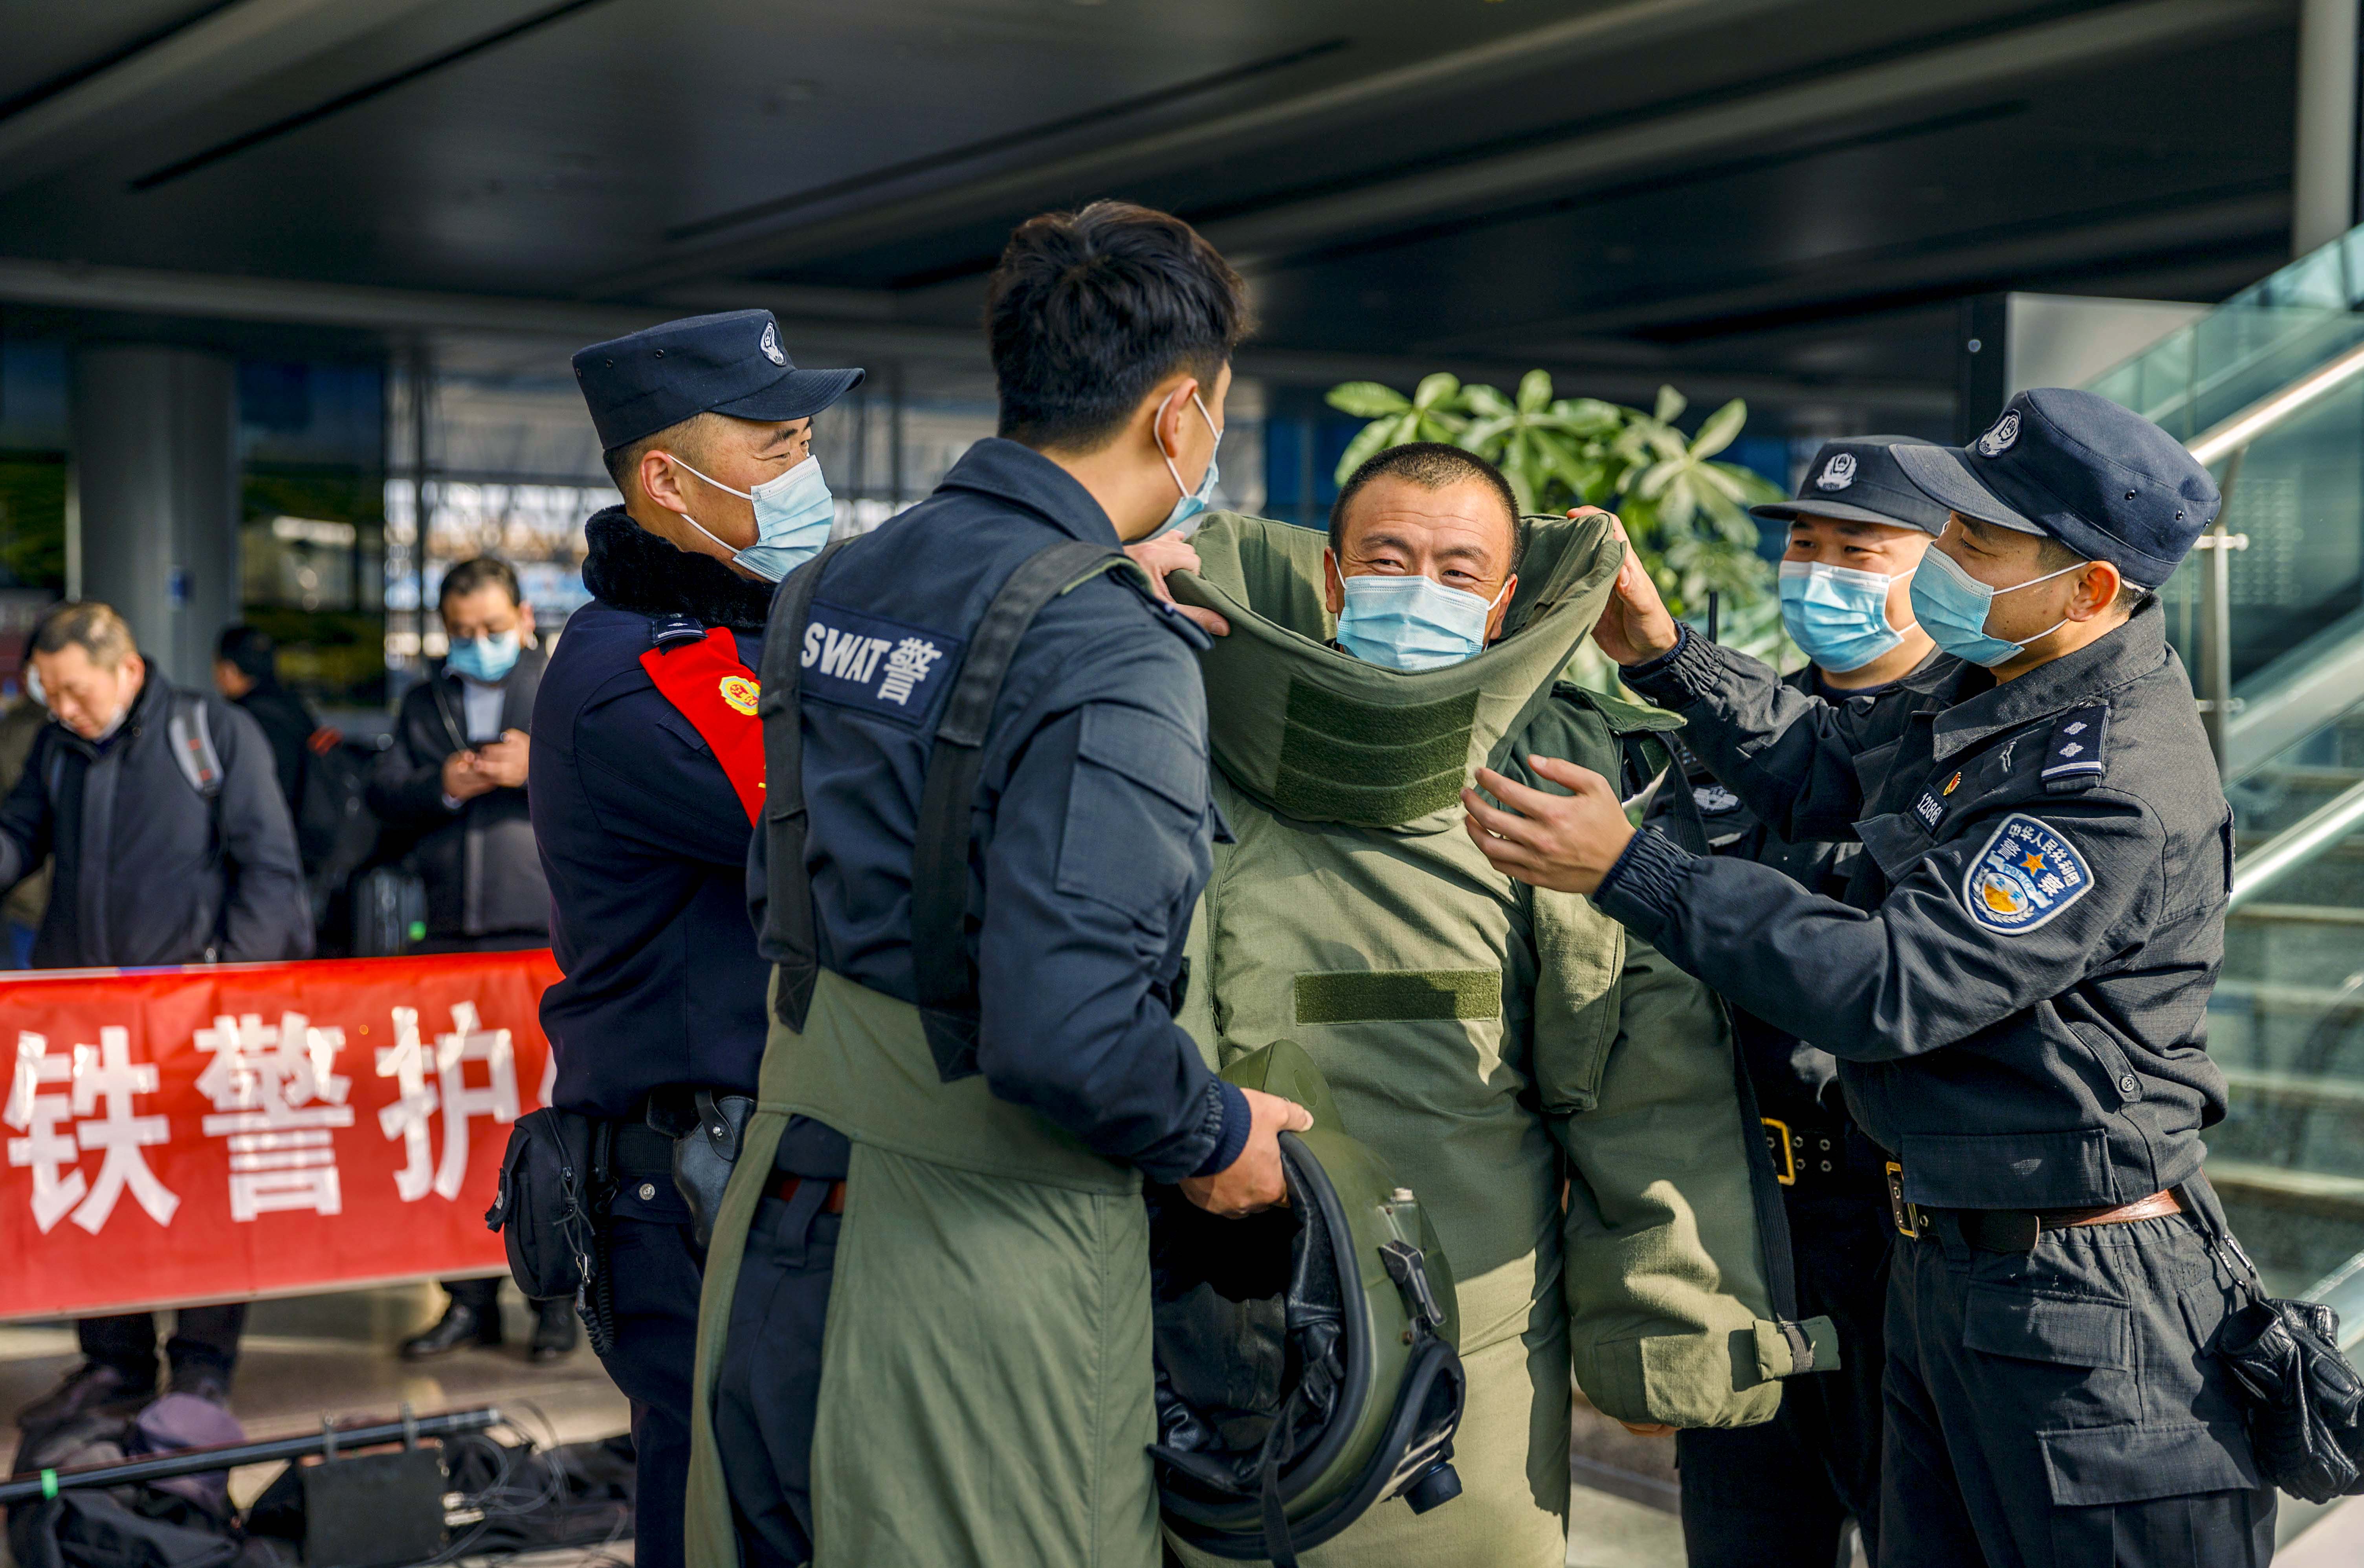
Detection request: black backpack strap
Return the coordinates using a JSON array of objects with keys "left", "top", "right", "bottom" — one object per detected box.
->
[
  {"left": 911, "top": 540, "right": 1133, "bottom": 1081},
  {"left": 758, "top": 538, "right": 856, "bottom": 1032}
]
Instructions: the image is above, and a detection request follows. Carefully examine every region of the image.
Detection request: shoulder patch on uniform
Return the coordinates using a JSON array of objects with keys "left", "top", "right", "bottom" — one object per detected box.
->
[
  {"left": 799, "top": 600, "right": 965, "bottom": 725},
  {"left": 1961, "top": 812, "right": 2094, "bottom": 935},
  {"left": 647, "top": 612, "right": 704, "bottom": 648},
  {"left": 2042, "top": 704, "right": 2109, "bottom": 792}
]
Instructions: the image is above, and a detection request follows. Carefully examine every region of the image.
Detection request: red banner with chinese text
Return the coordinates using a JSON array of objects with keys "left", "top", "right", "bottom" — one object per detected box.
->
[{"left": 0, "top": 952, "right": 559, "bottom": 1322}]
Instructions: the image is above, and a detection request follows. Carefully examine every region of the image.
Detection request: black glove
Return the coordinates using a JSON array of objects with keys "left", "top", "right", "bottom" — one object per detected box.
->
[{"left": 2214, "top": 1297, "right": 2364, "bottom": 1503}]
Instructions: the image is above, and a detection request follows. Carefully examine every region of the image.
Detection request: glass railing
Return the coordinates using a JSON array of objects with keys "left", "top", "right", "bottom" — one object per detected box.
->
[
  {"left": 2086, "top": 225, "right": 2364, "bottom": 1296},
  {"left": 2208, "top": 692, "right": 2364, "bottom": 1295}
]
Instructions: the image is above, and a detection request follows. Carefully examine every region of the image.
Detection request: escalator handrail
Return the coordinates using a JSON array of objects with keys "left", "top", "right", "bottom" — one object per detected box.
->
[
  {"left": 2229, "top": 777, "right": 2364, "bottom": 912},
  {"left": 2188, "top": 332, "right": 2364, "bottom": 465}
]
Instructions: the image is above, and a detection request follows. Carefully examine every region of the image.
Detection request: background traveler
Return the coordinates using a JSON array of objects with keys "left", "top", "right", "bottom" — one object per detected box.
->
[
  {"left": 0, "top": 601, "right": 309, "bottom": 1428},
  {"left": 214, "top": 625, "right": 320, "bottom": 812},
  {"left": 0, "top": 632, "right": 49, "bottom": 967},
  {"left": 368, "top": 557, "right": 572, "bottom": 1363}
]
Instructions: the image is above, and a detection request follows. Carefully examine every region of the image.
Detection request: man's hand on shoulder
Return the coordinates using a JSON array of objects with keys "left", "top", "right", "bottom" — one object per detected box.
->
[
  {"left": 1124, "top": 534, "right": 1229, "bottom": 637},
  {"left": 1177, "top": 1087, "right": 1312, "bottom": 1217},
  {"left": 1579, "top": 508, "right": 1681, "bottom": 667}
]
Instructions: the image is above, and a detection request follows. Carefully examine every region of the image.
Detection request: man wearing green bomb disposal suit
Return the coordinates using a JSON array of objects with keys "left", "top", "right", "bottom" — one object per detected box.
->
[{"left": 1158, "top": 443, "right": 1830, "bottom": 1568}]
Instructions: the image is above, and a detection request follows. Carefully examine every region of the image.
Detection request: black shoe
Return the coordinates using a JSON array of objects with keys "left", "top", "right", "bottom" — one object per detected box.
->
[
  {"left": 16, "top": 1362, "right": 154, "bottom": 1429},
  {"left": 400, "top": 1302, "right": 501, "bottom": 1360},
  {"left": 528, "top": 1299, "right": 578, "bottom": 1363},
  {"left": 168, "top": 1362, "right": 231, "bottom": 1405}
]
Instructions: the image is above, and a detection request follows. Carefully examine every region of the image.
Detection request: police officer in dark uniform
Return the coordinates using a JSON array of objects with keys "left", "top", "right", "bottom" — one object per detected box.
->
[
  {"left": 1464, "top": 389, "right": 2274, "bottom": 1566},
  {"left": 1660, "top": 436, "right": 1947, "bottom": 1566},
  {"left": 530, "top": 309, "right": 860, "bottom": 1568},
  {"left": 695, "top": 201, "right": 1308, "bottom": 1568}
]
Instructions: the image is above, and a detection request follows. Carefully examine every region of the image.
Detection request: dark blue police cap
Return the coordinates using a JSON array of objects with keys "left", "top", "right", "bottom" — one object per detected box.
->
[
  {"left": 572, "top": 310, "right": 863, "bottom": 452},
  {"left": 1751, "top": 435, "right": 1948, "bottom": 535},
  {"left": 1893, "top": 388, "right": 2219, "bottom": 589}
]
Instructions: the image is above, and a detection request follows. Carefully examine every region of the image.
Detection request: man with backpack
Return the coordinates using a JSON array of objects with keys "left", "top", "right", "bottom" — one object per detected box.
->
[{"left": 0, "top": 600, "right": 310, "bottom": 1426}]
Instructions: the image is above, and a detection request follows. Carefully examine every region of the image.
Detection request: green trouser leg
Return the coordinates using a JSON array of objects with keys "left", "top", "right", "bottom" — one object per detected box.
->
[
  {"left": 686, "top": 1106, "right": 791, "bottom": 1568},
  {"left": 808, "top": 1142, "right": 1162, "bottom": 1568},
  {"left": 689, "top": 969, "right": 1159, "bottom": 1568}
]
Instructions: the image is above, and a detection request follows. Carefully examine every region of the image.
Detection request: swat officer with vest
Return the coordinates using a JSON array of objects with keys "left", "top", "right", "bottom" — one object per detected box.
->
[
  {"left": 1656, "top": 436, "right": 1946, "bottom": 1567},
  {"left": 530, "top": 310, "right": 860, "bottom": 1568},
  {"left": 1464, "top": 390, "right": 2275, "bottom": 1565},
  {"left": 688, "top": 201, "right": 1309, "bottom": 1568}
]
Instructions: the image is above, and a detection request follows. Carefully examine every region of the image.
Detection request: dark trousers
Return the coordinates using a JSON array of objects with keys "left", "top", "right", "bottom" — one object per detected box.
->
[
  {"left": 1879, "top": 1211, "right": 2274, "bottom": 1568},
  {"left": 594, "top": 1216, "right": 704, "bottom": 1568},
  {"left": 712, "top": 1186, "right": 841, "bottom": 1568},
  {"left": 78, "top": 1304, "right": 247, "bottom": 1383},
  {"left": 1680, "top": 1191, "right": 1890, "bottom": 1566},
  {"left": 442, "top": 1278, "right": 500, "bottom": 1312}
]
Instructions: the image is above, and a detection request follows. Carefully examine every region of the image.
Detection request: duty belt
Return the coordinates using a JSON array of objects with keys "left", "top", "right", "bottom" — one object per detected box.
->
[
  {"left": 1884, "top": 1160, "right": 2182, "bottom": 1251},
  {"left": 1761, "top": 1116, "right": 1860, "bottom": 1189}
]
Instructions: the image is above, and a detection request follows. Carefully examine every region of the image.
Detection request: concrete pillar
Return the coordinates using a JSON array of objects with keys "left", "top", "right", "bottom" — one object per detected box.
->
[
  {"left": 70, "top": 345, "right": 240, "bottom": 688},
  {"left": 2293, "top": 0, "right": 2361, "bottom": 255}
]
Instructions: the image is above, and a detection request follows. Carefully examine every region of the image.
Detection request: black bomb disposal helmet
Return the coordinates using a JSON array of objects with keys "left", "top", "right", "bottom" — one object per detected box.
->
[{"left": 1149, "top": 1041, "right": 1467, "bottom": 1564}]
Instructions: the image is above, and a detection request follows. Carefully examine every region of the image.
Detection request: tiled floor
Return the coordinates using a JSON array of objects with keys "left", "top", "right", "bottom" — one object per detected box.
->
[{"left": 0, "top": 1284, "right": 1751, "bottom": 1568}]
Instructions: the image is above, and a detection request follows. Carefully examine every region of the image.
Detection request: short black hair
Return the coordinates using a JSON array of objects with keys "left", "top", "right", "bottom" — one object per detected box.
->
[
  {"left": 216, "top": 625, "right": 277, "bottom": 683},
  {"left": 2028, "top": 532, "right": 2150, "bottom": 618},
  {"left": 438, "top": 556, "right": 522, "bottom": 609},
  {"left": 1329, "top": 443, "right": 1525, "bottom": 573},
  {"left": 601, "top": 410, "right": 721, "bottom": 497},
  {"left": 987, "top": 201, "right": 1249, "bottom": 452}
]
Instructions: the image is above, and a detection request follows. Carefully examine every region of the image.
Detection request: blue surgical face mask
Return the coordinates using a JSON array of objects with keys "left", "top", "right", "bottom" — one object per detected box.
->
[
  {"left": 1154, "top": 391, "right": 1223, "bottom": 538},
  {"left": 446, "top": 628, "right": 521, "bottom": 683},
  {"left": 1333, "top": 567, "right": 1511, "bottom": 672},
  {"left": 1779, "top": 560, "right": 1915, "bottom": 674},
  {"left": 668, "top": 452, "right": 835, "bottom": 582},
  {"left": 1908, "top": 547, "right": 2083, "bottom": 669}
]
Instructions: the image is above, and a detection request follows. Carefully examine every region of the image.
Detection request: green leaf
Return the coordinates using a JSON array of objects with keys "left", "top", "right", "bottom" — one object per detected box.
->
[
  {"left": 1517, "top": 369, "right": 1553, "bottom": 414},
  {"left": 1689, "top": 398, "right": 1747, "bottom": 459},
  {"left": 1460, "top": 413, "right": 1516, "bottom": 457},
  {"left": 1653, "top": 385, "right": 1687, "bottom": 424},
  {"left": 1412, "top": 372, "right": 1463, "bottom": 411},
  {"left": 1332, "top": 418, "right": 1397, "bottom": 488},
  {"left": 1696, "top": 463, "right": 1748, "bottom": 503},
  {"left": 1460, "top": 383, "right": 1514, "bottom": 418},
  {"left": 1326, "top": 381, "right": 1409, "bottom": 418}
]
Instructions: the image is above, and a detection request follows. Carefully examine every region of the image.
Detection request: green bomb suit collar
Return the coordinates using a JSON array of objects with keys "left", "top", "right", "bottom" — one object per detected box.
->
[{"left": 1169, "top": 511, "right": 1619, "bottom": 828}]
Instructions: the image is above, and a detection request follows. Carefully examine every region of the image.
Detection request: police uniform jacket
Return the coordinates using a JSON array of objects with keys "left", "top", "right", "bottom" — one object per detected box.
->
[
  {"left": 533, "top": 509, "right": 778, "bottom": 1118},
  {"left": 749, "top": 437, "right": 1239, "bottom": 1182},
  {"left": 1651, "top": 654, "right": 1937, "bottom": 1188},
  {"left": 1601, "top": 598, "right": 2232, "bottom": 1213}
]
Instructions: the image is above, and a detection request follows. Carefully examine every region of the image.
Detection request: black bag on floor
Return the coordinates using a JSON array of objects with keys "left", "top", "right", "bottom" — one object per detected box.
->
[{"left": 7, "top": 1403, "right": 289, "bottom": 1568}]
